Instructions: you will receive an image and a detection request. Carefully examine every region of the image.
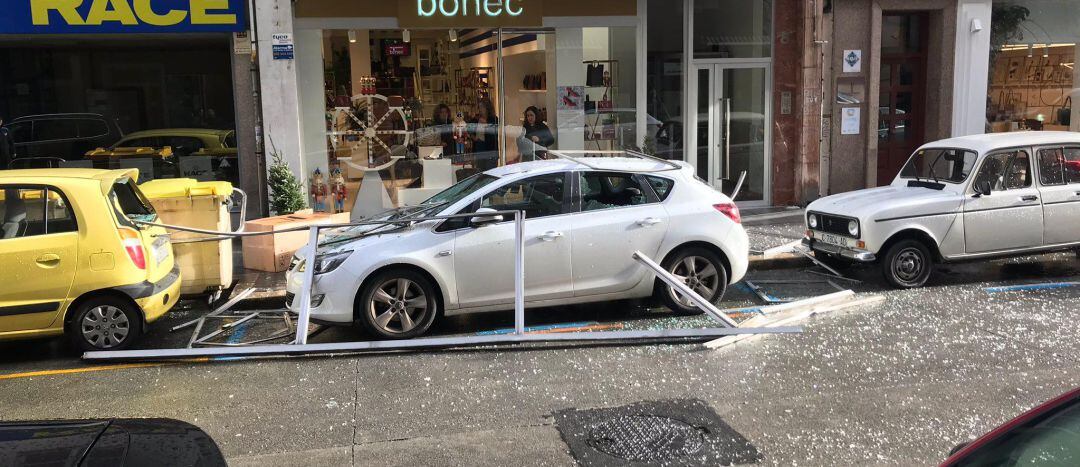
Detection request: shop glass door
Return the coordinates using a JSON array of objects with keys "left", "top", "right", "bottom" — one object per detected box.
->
[{"left": 691, "top": 63, "right": 770, "bottom": 204}]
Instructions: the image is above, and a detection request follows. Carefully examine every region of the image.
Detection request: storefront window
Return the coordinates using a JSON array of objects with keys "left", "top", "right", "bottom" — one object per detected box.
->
[
  {"left": 648, "top": 0, "right": 685, "bottom": 161},
  {"left": 987, "top": 1, "right": 1080, "bottom": 133},
  {"left": 308, "top": 24, "right": 639, "bottom": 217},
  {"left": 693, "top": 0, "right": 772, "bottom": 59},
  {"left": 0, "top": 37, "right": 238, "bottom": 183}
]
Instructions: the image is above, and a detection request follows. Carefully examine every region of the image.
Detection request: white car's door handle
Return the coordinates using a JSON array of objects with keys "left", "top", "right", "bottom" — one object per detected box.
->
[
  {"left": 637, "top": 217, "right": 663, "bottom": 227},
  {"left": 1021, "top": 195, "right": 1039, "bottom": 202},
  {"left": 539, "top": 231, "right": 564, "bottom": 241}
]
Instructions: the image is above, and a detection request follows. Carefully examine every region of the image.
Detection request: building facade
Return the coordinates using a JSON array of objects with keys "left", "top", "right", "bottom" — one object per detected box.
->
[
  {"left": 253, "top": 0, "right": 819, "bottom": 217},
  {"left": 822, "top": 0, "right": 1080, "bottom": 195},
  {"left": 2, "top": 1, "right": 1076, "bottom": 216}
]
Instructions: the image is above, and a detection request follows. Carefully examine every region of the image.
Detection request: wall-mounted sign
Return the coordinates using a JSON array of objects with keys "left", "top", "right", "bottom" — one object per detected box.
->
[
  {"left": 272, "top": 33, "right": 294, "bottom": 60},
  {"left": 840, "top": 107, "right": 861, "bottom": 135},
  {"left": 386, "top": 43, "right": 411, "bottom": 56},
  {"left": 233, "top": 31, "right": 252, "bottom": 55},
  {"left": 1, "top": 0, "right": 248, "bottom": 34},
  {"left": 399, "top": 0, "right": 542, "bottom": 28},
  {"left": 843, "top": 49, "right": 862, "bottom": 73}
]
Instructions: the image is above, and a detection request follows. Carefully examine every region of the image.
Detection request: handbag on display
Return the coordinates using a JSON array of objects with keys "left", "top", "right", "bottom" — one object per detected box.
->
[
  {"left": 598, "top": 91, "right": 612, "bottom": 111},
  {"left": 584, "top": 95, "right": 596, "bottom": 112},
  {"left": 1058, "top": 96, "right": 1072, "bottom": 126}
]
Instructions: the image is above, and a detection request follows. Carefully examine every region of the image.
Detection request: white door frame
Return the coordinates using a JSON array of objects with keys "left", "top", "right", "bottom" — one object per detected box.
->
[{"left": 688, "top": 60, "right": 773, "bottom": 206}]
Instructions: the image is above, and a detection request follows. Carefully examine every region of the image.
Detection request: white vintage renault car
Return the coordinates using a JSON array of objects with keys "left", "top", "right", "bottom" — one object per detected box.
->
[
  {"left": 285, "top": 156, "right": 748, "bottom": 338},
  {"left": 804, "top": 131, "right": 1080, "bottom": 288}
]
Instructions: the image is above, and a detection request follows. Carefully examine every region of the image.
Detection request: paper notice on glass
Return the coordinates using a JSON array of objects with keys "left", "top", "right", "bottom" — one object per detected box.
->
[{"left": 840, "top": 107, "right": 861, "bottom": 135}]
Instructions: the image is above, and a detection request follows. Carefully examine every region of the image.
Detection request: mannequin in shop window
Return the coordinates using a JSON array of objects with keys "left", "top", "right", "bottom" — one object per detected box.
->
[
  {"left": 470, "top": 98, "right": 500, "bottom": 170},
  {"left": 520, "top": 106, "right": 554, "bottom": 162}
]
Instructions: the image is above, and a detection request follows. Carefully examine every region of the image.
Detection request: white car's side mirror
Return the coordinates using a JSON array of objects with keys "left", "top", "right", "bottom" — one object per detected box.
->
[{"left": 470, "top": 207, "right": 504, "bottom": 227}]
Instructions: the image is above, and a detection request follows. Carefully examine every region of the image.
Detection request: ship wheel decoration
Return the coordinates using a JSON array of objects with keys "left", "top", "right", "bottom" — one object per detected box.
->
[{"left": 328, "top": 93, "right": 411, "bottom": 165}]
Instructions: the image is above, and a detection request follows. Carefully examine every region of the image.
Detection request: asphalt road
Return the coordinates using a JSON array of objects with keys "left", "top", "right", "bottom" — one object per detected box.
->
[{"left": 1, "top": 252, "right": 1078, "bottom": 466}]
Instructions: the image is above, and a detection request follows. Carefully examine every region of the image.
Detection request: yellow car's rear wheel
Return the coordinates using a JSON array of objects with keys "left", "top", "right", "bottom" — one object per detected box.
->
[{"left": 68, "top": 296, "right": 143, "bottom": 351}]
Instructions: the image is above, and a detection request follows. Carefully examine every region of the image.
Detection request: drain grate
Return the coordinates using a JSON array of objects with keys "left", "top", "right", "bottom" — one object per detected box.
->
[
  {"left": 554, "top": 399, "right": 761, "bottom": 466},
  {"left": 587, "top": 415, "right": 705, "bottom": 462}
]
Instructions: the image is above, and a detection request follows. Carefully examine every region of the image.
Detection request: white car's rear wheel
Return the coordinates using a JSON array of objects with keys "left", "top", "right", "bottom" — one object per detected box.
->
[
  {"left": 357, "top": 269, "right": 438, "bottom": 339},
  {"left": 655, "top": 247, "right": 729, "bottom": 315}
]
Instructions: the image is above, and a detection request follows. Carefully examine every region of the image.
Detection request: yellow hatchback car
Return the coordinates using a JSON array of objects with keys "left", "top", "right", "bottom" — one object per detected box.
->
[{"left": 0, "top": 168, "right": 181, "bottom": 351}]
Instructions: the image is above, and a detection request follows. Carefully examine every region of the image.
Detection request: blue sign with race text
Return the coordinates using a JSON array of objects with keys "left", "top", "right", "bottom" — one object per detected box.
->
[{"left": 0, "top": 0, "right": 248, "bottom": 34}]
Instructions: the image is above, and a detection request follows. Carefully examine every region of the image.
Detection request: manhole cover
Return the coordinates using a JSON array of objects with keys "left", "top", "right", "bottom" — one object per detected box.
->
[
  {"left": 586, "top": 415, "right": 705, "bottom": 462},
  {"left": 554, "top": 399, "right": 761, "bottom": 466}
]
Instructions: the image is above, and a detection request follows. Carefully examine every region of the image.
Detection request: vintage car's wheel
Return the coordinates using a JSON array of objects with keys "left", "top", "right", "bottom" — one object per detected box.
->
[
  {"left": 656, "top": 247, "right": 729, "bottom": 315},
  {"left": 356, "top": 269, "right": 438, "bottom": 339},
  {"left": 67, "top": 296, "right": 143, "bottom": 352},
  {"left": 881, "top": 240, "right": 933, "bottom": 289}
]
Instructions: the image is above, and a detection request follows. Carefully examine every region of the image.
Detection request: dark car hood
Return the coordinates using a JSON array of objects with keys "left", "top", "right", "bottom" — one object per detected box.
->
[{"left": 0, "top": 418, "right": 225, "bottom": 467}]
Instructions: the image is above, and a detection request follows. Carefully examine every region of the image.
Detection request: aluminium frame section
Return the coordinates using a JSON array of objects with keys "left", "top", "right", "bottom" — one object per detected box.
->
[
  {"left": 85, "top": 212, "right": 798, "bottom": 363},
  {"left": 632, "top": 251, "right": 738, "bottom": 327},
  {"left": 84, "top": 327, "right": 803, "bottom": 361},
  {"left": 545, "top": 149, "right": 683, "bottom": 173}
]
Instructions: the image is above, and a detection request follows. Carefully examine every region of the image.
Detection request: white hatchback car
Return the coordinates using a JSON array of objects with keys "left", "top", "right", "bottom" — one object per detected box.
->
[
  {"left": 804, "top": 131, "right": 1080, "bottom": 288},
  {"left": 285, "top": 156, "right": 748, "bottom": 338}
]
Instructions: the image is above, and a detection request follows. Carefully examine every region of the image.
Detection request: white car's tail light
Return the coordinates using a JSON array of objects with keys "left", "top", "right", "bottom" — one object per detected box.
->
[
  {"left": 118, "top": 228, "right": 147, "bottom": 270},
  {"left": 713, "top": 203, "right": 741, "bottom": 224}
]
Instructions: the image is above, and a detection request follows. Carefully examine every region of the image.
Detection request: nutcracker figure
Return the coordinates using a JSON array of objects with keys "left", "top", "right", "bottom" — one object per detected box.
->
[
  {"left": 330, "top": 167, "right": 347, "bottom": 213},
  {"left": 310, "top": 168, "right": 328, "bottom": 212},
  {"left": 452, "top": 112, "right": 468, "bottom": 155}
]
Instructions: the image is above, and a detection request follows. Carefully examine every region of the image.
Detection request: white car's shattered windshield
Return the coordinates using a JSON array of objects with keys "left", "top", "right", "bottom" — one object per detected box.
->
[
  {"left": 321, "top": 174, "right": 500, "bottom": 245},
  {"left": 899, "top": 148, "right": 978, "bottom": 184}
]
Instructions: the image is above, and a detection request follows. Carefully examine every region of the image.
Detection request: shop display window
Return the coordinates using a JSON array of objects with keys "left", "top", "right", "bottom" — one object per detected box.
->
[
  {"left": 0, "top": 37, "right": 239, "bottom": 185},
  {"left": 307, "top": 26, "right": 641, "bottom": 217},
  {"left": 987, "top": 2, "right": 1079, "bottom": 134}
]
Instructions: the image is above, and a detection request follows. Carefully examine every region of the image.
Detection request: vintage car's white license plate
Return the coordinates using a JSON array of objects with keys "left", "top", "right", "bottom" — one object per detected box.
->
[{"left": 817, "top": 232, "right": 849, "bottom": 247}]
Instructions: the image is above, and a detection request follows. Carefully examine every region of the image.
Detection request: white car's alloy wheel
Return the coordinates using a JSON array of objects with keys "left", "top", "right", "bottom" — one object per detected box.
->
[
  {"left": 667, "top": 255, "right": 722, "bottom": 308},
  {"left": 367, "top": 278, "right": 429, "bottom": 334}
]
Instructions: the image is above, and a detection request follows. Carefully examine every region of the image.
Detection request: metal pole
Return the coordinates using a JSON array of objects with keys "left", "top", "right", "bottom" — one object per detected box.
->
[
  {"left": 632, "top": 251, "right": 738, "bottom": 327},
  {"left": 83, "top": 327, "right": 803, "bottom": 362},
  {"left": 513, "top": 211, "right": 525, "bottom": 335},
  {"left": 294, "top": 226, "right": 320, "bottom": 345},
  {"left": 496, "top": 28, "right": 507, "bottom": 167}
]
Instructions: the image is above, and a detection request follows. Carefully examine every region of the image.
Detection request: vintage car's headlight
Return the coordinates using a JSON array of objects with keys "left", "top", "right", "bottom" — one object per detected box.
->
[
  {"left": 808, "top": 214, "right": 819, "bottom": 229},
  {"left": 847, "top": 220, "right": 860, "bottom": 237}
]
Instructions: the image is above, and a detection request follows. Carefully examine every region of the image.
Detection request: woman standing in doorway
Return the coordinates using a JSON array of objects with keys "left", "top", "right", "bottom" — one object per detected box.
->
[
  {"left": 470, "top": 98, "right": 499, "bottom": 171},
  {"left": 520, "top": 106, "right": 553, "bottom": 162}
]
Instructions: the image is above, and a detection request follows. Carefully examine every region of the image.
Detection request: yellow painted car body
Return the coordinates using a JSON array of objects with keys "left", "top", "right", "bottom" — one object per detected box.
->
[{"left": 0, "top": 168, "right": 180, "bottom": 347}]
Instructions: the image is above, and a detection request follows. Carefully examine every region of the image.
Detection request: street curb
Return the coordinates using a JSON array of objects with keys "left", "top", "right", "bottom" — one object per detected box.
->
[{"left": 742, "top": 210, "right": 804, "bottom": 226}]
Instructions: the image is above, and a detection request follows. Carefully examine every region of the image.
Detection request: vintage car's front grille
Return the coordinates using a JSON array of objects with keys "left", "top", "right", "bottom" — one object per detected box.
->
[
  {"left": 285, "top": 292, "right": 295, "bottom": 307},
  {"left": 812, "top": 212, "right": 858, "bottom": 238}
]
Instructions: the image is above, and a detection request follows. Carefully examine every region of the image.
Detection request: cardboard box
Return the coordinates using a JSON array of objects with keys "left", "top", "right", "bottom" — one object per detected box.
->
[{"left": 241, "top": 210, "right": 350, "bottom": 272}]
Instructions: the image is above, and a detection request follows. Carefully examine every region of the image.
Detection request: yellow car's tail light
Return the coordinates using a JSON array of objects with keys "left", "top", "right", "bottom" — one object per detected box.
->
[{"left": 118, "top": 228, "right": 146, "bottom": 270}]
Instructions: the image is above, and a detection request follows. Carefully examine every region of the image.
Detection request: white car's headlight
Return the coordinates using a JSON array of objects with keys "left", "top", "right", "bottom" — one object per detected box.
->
[
  {"left": 298, "top": 250, "right": 354, "bottom": 275},
  {"left": 847, "top": 220, "right": 860, "bottom": 237},
  {"left": 808, "top": 214, "right": 819, "bottom": 229}
]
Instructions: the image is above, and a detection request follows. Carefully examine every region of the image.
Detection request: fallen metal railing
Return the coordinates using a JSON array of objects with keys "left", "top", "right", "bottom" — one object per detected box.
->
[{"left": 84, "top": 210, "right": 800, "bottom": 362}]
